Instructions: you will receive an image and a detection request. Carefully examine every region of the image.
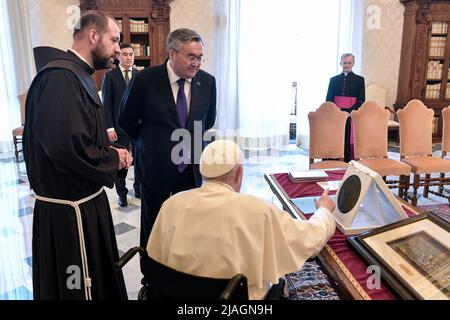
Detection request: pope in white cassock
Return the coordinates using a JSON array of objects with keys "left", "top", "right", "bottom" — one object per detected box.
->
[{"left": 147, "top": 140, "right": 336, "bottom": 299}]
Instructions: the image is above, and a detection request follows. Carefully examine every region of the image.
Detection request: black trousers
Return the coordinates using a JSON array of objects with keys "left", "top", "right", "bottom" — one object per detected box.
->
[
  {"left": 344, "top": 118, "right": 351, "bottom": 163},
  {"left": 131, "top": 139, "right": 140, "bottom": 195},
  {"left": 115, "top": 171, "right": 128, "bottom": 198},
  {"left": 140, "top": 166, "right": 196, "bottom": 249}
]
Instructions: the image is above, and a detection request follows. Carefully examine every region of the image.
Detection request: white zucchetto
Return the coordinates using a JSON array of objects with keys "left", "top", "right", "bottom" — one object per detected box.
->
[{"left": 200, "top": 140, "right": 244, "bottom": 178}]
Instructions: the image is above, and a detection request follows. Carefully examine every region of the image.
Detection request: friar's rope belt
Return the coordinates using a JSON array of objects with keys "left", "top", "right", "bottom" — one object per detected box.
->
[{"left": 34, "top": 187, "right": 104, "bottom": 300}]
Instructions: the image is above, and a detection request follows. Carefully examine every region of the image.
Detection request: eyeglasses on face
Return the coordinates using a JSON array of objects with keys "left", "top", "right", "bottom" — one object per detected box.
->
[{"left": 172, "top": 49, "right": 205, "bottom": 63}]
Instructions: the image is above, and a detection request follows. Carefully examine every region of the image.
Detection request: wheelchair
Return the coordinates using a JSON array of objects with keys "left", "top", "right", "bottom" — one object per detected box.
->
[{"left": 116, "top": 247, "right": 285, "bottom": 300}]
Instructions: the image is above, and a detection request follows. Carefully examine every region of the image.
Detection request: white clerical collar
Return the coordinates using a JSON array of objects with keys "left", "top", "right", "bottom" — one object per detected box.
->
[
  {"left": 167, "top": 60, "right": 192, "bottom": 85},
  {"left": 68, "top": 48, "right": 93, "bottom": 69}
]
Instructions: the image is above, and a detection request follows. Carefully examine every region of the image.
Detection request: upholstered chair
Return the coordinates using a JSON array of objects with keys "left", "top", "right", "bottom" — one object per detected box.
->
[
  {"left": 442, "top": 106, "right": 450, "bottom": 158},
  {"left": 351, "top": 101, "right": 411, "bottom": 199},
  {"left": 308, "top": 102, "right": 349, "bottom": 169},
  {"left": 365, "top": 83, "right": 399, "bottom": 141},
  {"left": 397, "top": 99, "right": 450, "bottom": 206}
]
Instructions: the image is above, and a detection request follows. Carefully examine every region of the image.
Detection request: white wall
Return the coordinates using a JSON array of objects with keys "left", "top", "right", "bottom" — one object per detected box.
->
[
  {"left": 170, "top": 0, "right": 217, "bottom": 74},
  {"left": 362, "top": 0, "right": 404, "bottom": 107},
  {"left": 30, "top": 0, "right": 79, "bottom": 50}
]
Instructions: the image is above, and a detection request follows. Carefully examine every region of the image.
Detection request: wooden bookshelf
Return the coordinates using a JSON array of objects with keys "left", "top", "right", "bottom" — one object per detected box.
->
[
  {"left": 396, "top": 0, "right": 450, "bottom": 142},
  {"left": 80, "top": 0, "right": 171, "bottom": 89}
]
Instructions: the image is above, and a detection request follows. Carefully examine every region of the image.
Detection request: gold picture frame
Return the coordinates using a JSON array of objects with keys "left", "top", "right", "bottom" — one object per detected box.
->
[{"left": 348, "top": 213, "right": 450, "bottom": 300}]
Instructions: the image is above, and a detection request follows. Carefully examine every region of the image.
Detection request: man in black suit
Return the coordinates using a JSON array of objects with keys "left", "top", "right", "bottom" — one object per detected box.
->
[
  {"left": 102, "top": 43, "right": 139, "bottom": 207},
  {"left": 326, "top": 53, "right": 365, "bottom": 162},
  {"left": 119, "top": 28, "right": 217, "bottom": 248}
]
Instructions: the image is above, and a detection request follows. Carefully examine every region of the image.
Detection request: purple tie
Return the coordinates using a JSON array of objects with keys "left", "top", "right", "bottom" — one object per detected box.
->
[
  {"left": 177, "top": 78, "right": 188, "bottom": 172},
  {"left": 177, "top": 79, "right": 188, "bottom": 128}
]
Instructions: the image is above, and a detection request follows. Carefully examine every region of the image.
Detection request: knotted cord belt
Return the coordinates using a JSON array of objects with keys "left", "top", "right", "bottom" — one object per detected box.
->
[{"left": 34, "top": 187, "right": 104, "bottom": 300}]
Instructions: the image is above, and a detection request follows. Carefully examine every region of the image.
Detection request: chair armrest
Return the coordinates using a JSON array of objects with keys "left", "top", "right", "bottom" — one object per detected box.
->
[
  {"left": 264, "top": 278, "right": 286, "bottom": 300},
  {"left": 220, "top": 274, "right": 248, "bottom": 300},
  {"left": 115, "top": 246, "right": 146, "bottom": 269}
]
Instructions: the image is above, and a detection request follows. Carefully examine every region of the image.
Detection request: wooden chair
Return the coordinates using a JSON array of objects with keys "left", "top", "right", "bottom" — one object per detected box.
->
[
  {"left": 12, "top": 91, "right": 27, "bottom": 160},
  {"left": 439, "top": 106, "right": 450, "bottom": 193},
  {"left": 308, "top": 102, "right": 349, "bottom": 169},
  {"left": 351, "top": 101, "right": 411, "bottom": 199},
  {"left": 365, "top": 83, "right": 399, "bottom": 141},
  {"left": 397, "top": 99, "right": 450, "bottom": 206}
]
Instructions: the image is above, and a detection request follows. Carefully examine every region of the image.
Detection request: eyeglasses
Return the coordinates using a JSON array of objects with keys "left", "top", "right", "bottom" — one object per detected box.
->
[{"left": 172, "top": 49, "right": 206, "bottom": 63}]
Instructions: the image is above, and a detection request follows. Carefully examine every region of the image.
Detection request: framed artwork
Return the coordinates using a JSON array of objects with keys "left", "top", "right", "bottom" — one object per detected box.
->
[{"left": 348, "top": 213, "right": 450, "bottom": 300}]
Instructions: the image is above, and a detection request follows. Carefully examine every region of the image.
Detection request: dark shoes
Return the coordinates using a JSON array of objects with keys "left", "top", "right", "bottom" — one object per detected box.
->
[
  {"left": 134, "top": 190, "right": 141, "bottom": 199},
  {"left": 118, "top": 196, "right": 128, "bottom": 207}
]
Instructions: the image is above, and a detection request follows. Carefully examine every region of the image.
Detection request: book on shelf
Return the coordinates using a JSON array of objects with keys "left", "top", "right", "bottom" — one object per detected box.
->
[
  {"left": 446, "top": 82, "right": 450, "bottom": 99},
  {"left": 288, "top": 170, "right": 328, "bottom": 183},
  {"left": 431, "top": 22, "right": 449, "bottom": 34},
  {"left": 425, "top": 83, "right": 441, "bottom": 99},
  {"left": 429, "top": 37, "right": 447, "bottom": 56},
  {"left": 129, "top": 19, "right": 149, "bottom": 32},
  {"left": 130, "top": 43, "right": 150, "bottom": 57},
  {"left": 116, "top": 19, "right": 123, "bottom": 33},
  {"left": 427, "top": 60, "right": 443, "bottom": 80},
  {"left": 432, "top": 116, "right": 439, "bottom": 134}
]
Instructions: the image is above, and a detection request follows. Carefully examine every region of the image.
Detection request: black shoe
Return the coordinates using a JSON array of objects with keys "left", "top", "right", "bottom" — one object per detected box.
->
[
  {"left": 118, "top": 196, "right": 128, "bottom": 207},
  {"left": 134, "top": 191, "right": 141, "bottom": 199}
]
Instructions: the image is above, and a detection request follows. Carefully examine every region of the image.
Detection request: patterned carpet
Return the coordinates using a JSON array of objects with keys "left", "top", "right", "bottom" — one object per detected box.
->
[
  {"left": 286, "top": 261, "right": 340, "bottom": 300},
  {"left": 417, "top": 203, "right": 450, "bottom": 222}
]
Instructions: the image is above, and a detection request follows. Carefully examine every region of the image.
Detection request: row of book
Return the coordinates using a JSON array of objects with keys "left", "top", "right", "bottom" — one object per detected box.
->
[
  {"left": 425, "top": 83, "right": 441, "bottom": 99},
  {"left": 432, "top": 116, "right": 439, "bottom": 134},
  {"left": 431, "top": 22, "right": 449, "bottom": 34},
  {"left": 429, "top": 37, "right": 447, "bottom": 57},
  {"left": 115, "top": 18, "right": 149, "bottom": 33},
  {"left": 129, "top": 19, "right": 149, "bottom": 32},
  {"left": 446, "top": 83, "right": 450, "bottom": 99},
  {"left": 427, "top": 60, "right": 443, "bottom": 80},
  {"left": 131, "top": 43, "right": 150, "bottom": 57}
]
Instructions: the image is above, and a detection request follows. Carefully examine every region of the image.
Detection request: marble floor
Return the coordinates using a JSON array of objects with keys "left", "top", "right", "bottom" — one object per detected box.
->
[{"left": 0, "top": 141, "right": 446, "bottom": 300}]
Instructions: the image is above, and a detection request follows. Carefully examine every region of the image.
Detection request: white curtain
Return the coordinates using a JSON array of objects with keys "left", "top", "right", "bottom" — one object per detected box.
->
[
  {"left": 0, "top": 0, "right": 35, "bottom": 153},
  {"left": 215, "top": 0, "right": 364, "bottom": 150}
]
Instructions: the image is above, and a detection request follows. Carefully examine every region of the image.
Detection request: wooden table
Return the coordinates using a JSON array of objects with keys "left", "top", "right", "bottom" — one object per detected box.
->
[{"left": 264, "top": 172, "right": 423, "bottom": 300}]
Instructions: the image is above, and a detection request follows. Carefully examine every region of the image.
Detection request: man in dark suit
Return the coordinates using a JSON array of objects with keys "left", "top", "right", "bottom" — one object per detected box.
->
[
  {"left": 326, "top": 53, "right": 365, "bottom": 162},
  {"left": 119, "top": 28, "right": 217, "bottom": 248},
  {"left": 102, "top": 43, "right": 139, "bottom": 207}
]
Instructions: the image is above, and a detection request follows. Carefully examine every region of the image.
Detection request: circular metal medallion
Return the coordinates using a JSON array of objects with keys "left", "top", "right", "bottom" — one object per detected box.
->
[{"left": 337, "top": 175, "right": 361, "bottom": 214}]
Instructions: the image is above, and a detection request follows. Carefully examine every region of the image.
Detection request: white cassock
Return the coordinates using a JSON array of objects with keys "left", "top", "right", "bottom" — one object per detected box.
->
[{"left": 147, "top": 180, "right": 336, "bottom": 300}]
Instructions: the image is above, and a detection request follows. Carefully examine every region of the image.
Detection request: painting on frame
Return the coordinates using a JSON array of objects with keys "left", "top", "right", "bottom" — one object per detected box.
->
[{"left": 348, "top": 213, "right": 450, "bottom": 300}]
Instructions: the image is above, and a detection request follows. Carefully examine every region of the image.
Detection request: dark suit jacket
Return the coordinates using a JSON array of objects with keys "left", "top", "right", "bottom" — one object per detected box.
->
[
  {"left": 102, "top": 66, "right": 137, "bottom": 147},
  {"left": 118, "top": 63, "right": 217, "bottom": 192},
  {"left": 326, "top": 72, "right": 365, "bottom": 112}
]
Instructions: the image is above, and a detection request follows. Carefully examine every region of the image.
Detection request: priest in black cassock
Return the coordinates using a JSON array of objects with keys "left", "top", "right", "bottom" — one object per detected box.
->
[
  {"left": 23, "top": 11, "right": 132, "bottom": 300},
  {"left": 326, "top": 53, "right": 365, "bottom": 162}
]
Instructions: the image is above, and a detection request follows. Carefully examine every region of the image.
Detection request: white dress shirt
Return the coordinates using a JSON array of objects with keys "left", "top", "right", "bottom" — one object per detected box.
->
[{"left": 119, "top": 64, "right": 133, "bottom": 82}]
